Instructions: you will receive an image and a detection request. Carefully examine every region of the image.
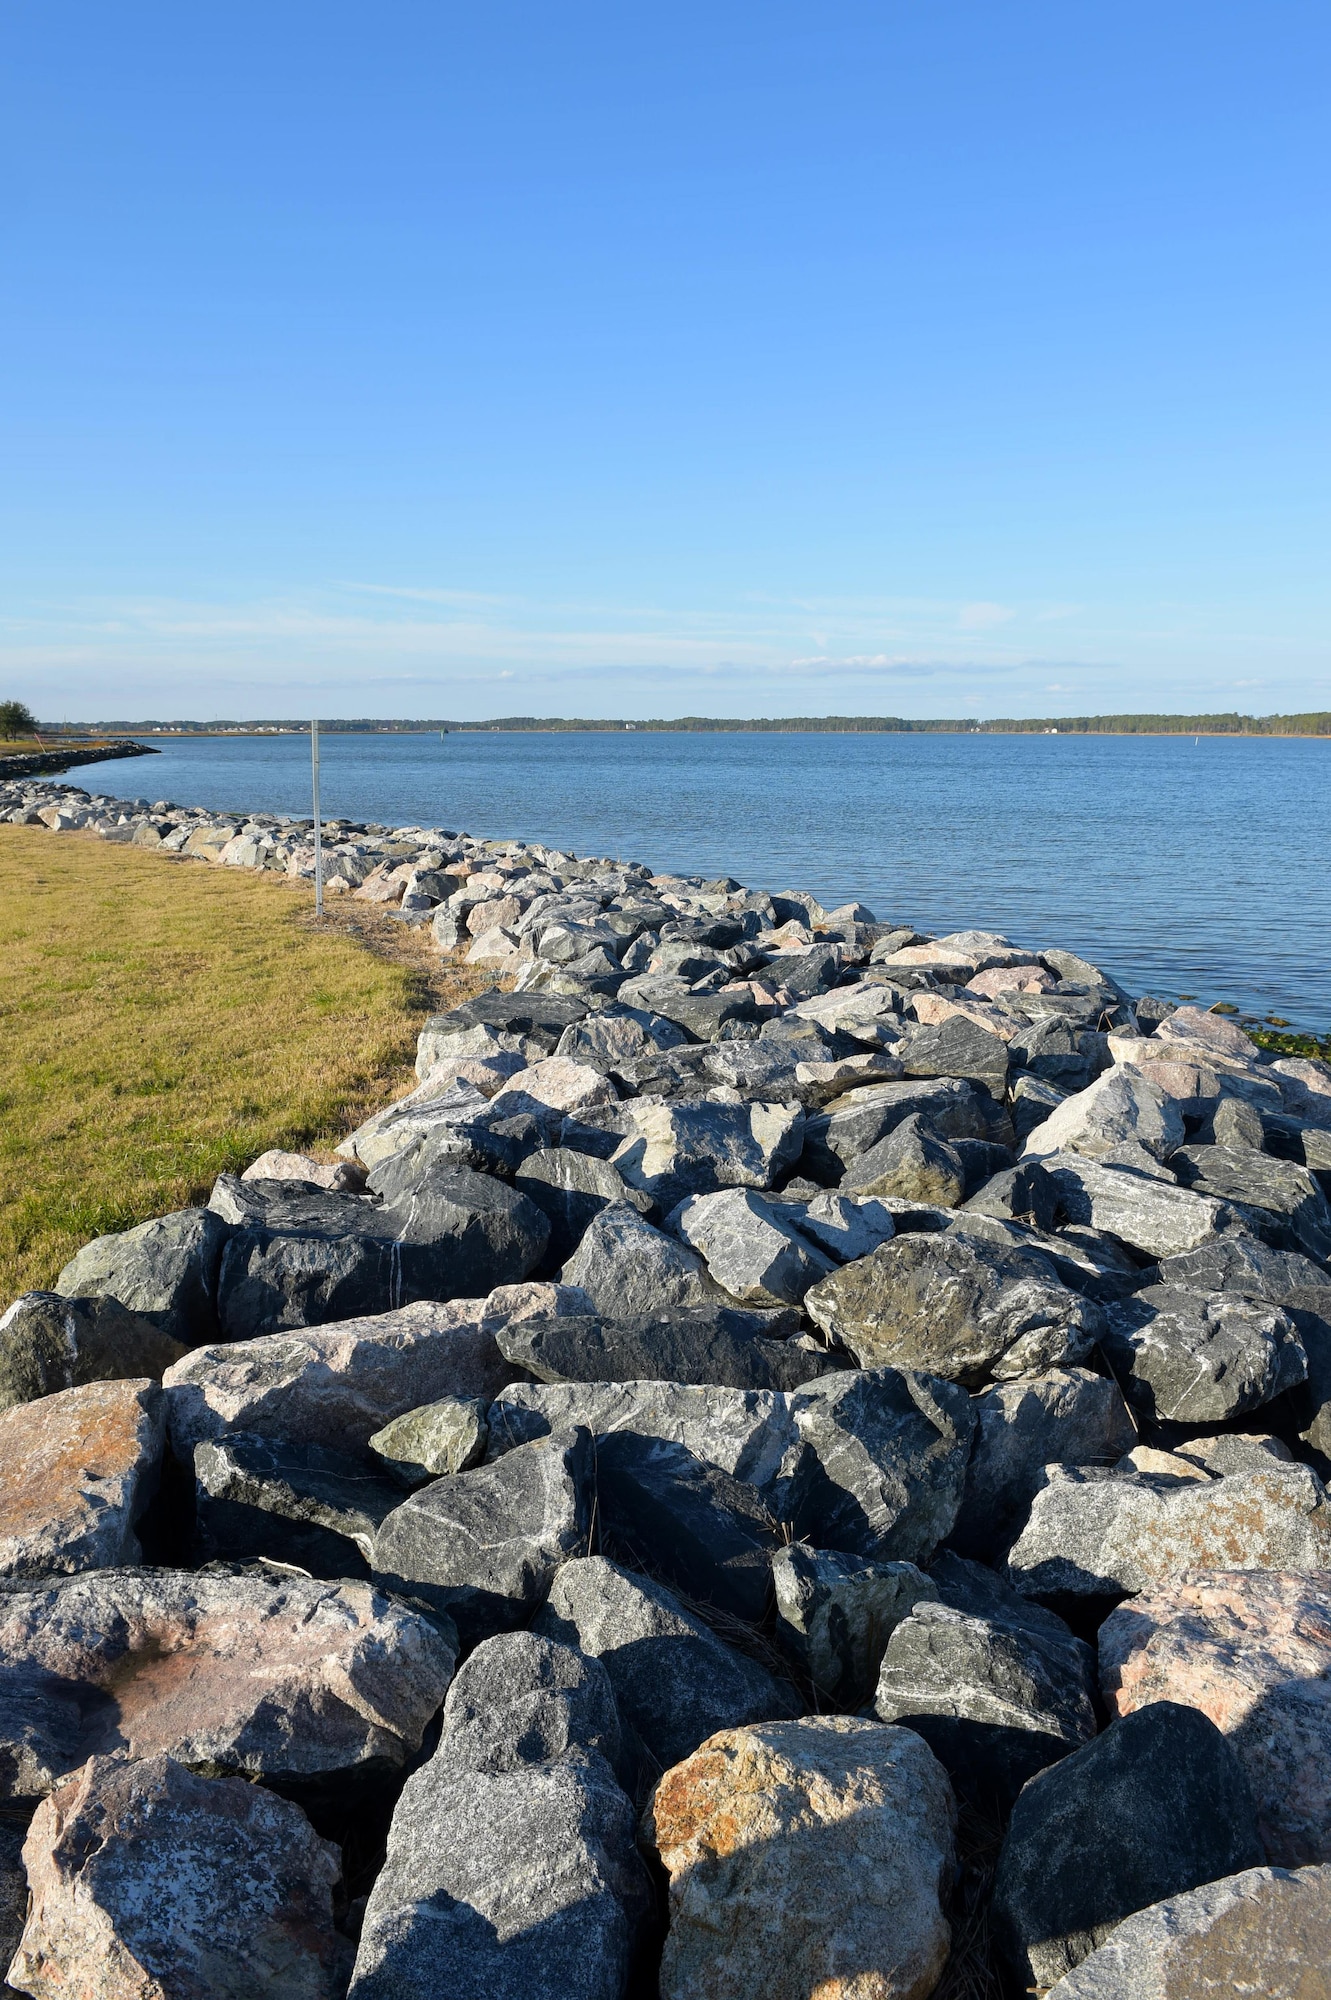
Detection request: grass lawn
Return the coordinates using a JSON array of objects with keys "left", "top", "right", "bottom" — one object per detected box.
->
[{"left": 0, "top": 827, "right": 479, "bottom": 1303}]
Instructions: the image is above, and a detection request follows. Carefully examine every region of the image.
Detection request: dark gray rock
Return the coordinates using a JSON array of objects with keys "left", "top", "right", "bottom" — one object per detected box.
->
[
  {"left": 787, "top": 1367, "right": 976, "bottom": 1563},
  {"left": 192, "top": 1432, "right": 401, "bottom": 1575},
  {"left": 495, "top": 1303, "right": 840, "bottom": 1393},
  {"left": 1155, "top": 1234, "right": 1331, "bottom": 1301},
  {"left": 430, "top": 989, "right": 594, "bottom": 1053},
  {"left": 1286, "top": 1291, "right": 1331, "bottom": 1474},
  {"left": 1009, "top": 1019, "right": 1095, "bottom": 1090},
  {"left": 874, "top": 1592, "right": 1097, "bottom": 1807},
  {"left": 1100, "top": 1283, "right": 1307, "bottom": 1424},
  {"left": 950, "top": 1367, "right": 1136, "bottom": 1563},
  {"left": 210, "top": 1170, "right": 549, "bottom": 1339},
  {"left": 839, "top": 1113, "right": 966, "bottom": 1207},
  {"left": 560, "top": 1204, "right": 713, "bottom": 1314},
  {"left": 0, "top": 1820, "right": 24, "bottom": 1994},
  {"left": 535, "top": 1555, "right": 795, "bottom": 1774},
  {"left": 514, "top": 1147, "right": 651, "bottom": 1264},
  {"left": 488, "top": 1380, "right": 803, "bottom": 1502},
  {"left": 615, "top": 976, "right": 759, "bottom": 1042},
  {"left": 804, "top": 1232, "right": 1101, "bottom": 1387},
  {"left": 901, "top": 1013, "right": 1010, "bottom": 1094},
  {"left": 593, "top": 1430, "right": 781, "bottom": 1621},
  {"left": 55, "top": 1207, "right": 228, "bottom": 1345},
  {"left": 1171, "top": 1144, "right": 1331, "bottom": 1262},
  {"left": 0, "top": 1290, "right": 187, "bottom": 1412},
  {"left": 991, "top": 1703, "right": 1265, "bottom": 1991},
  {"left": 801, "top": 1077, "right": 1001, "bottom": 1181},
  {"left": 350, "top": 1631, "right": 649, "bottom": 2000},
  {"left": 373, "top": 1429, "right": 593, "bottom": 1642},
  {"left": 772, "top": 1542, "right": 937, "bottom": 1707}
]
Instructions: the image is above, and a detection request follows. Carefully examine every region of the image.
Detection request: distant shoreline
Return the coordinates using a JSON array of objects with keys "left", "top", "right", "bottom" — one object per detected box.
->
[{"left": 42, "top": 710, "right": 1331, "bottom": 742}]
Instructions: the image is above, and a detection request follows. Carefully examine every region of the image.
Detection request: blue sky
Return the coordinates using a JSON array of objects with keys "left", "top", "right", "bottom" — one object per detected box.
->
[{"left": 2, "top": 3, "right": 1327, "bottom": 722}]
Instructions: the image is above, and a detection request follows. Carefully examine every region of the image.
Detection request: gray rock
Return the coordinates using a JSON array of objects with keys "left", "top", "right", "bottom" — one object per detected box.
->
[
  {"left": 1154, "top": 1233, "right": 1331, "bottom": 1300},
  {"left": 802, "top": 1076, "right": 1000, "bottom": 1180},
  {"left": 496, "top": 1303, "right": 838, "bottom": 1393},
  {"left": 804, "top": 1232, "right": 1101, "bottom": 1386},
  {"left": 606, "top": 1097, "right": 804, "bottom": 1211},
  {"left": 950, "top": 1367, "right": 1137, "bottom": 1562},
  {"left": 784, "top": 1189, "right": 898, "bottom": 1262},
  {"left": 0, "top": 1821, "right": 23, "bottom": 1996},
  {"left": 0, "top": 1290, "right": 187, "bottom": 1413},
  {"left": 1288, "top": 1291, "right": 1331, "bottom": 1471},
  {"left": 429, "top": 989, "right": 594, "bottom": 1052},
  {"left": 1041, "top": 1152, "right": 1242, "bottom": 1257},
  {"left": 594, "top": 1430, "right": 781, "bottom": 1620},
  {"left": 1099, "top": 1283, "right": 1308, "bottom": 1423},
  {"left": 669, "top": 1188, "right": 836, "bottom": 1305},
  {"left": 1043, "top": 1863, "right": 1331, "bottom": 2000},
  {"left": 787, "top": 1367, "right": 976, "bottom": 1564},
  {"left": 192, "top": 1432, "right": 401, "bottom": 1574},
  {"left": 560, "top": 1204, "right": 714, "bottom": 1315},
  {"left": 874, "top": 1595, "right": 1097, "bottom": 1807},
  {"left": 55, "top": 1207, "right": 228, "bottom": 1345},
  {"left": 0, "top": 1566, "right": 454, "bottom": 1799},
  {"left": 1007, "top": 1460, "right": 1331, "bottom": 1598},
  {"left": 773, "top": 1543, "right": 937, "bottom": 1707},
  {"left": 210, "top": 1170, "right": 549, "bottom": 1340},
  {"left": 992, "top": 1703, "right": 1264, "bottom": 1991},
  {"left": 373, "top": 1429, "right": 593, "bottom": 1641},
  {"left": 10, "top": 1752, "right": 349, "bottom": 2000},
  {"left": 615, "top": 976, "right": 758, "bottom": 1042},
  {"left": 1023, "top": 1067, "right": 1186, "bottom": 1163},
  {"left": 488, "top": 1380, "right": 808, "bottom": 1517},
  {"left": 442, "top": 1628, "right": 625, "bottom": 1776},
  {"left": 369, "top": 1395, "right": 489, "bottom": 1483},
  {"left": 900, "top": 1012, "right": 1010, "bottom": 1093},
  {"left": 555, "top": 1008, "right": 687, "bottom": 1069},
  {"left": 535, "top": 1555, "right": 795, "bottom": 1774},
  {"left": 350, "top": 1632, "right": 649, "bottom": 2000},
  {"left": 1174, "top": 1429, "right": 1293, "bottom": 1475},
  {"left": 1171, "top": 1143, "right": 1331, "bottom": 1261},
  {"left": 839, "top": 1112, "right": 966, "bottom": 1206},
  {"left": 515, "top": 1148, "right": 651, "bottom": 1263},
  {"left": 163, "top": 1294, "right": 532, "bottom": 1458}
]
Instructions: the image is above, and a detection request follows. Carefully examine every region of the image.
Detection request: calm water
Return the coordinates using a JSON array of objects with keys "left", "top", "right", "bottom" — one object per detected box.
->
[{"left": 78, "top": 731, "right": 1330, "bottom": 1029}]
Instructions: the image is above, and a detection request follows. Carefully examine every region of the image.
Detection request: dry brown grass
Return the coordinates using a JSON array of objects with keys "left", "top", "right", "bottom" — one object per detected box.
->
[{"left": 0, "top": 827, "right": 488, "bottom": 1302}]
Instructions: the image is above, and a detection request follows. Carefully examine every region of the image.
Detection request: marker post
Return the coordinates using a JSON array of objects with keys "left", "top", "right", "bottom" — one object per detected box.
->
[{"left": 311, "top": 718, "right": 324, "bottom": 918}]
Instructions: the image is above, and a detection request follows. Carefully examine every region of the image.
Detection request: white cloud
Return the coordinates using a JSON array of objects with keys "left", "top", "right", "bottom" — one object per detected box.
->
[{"left": 958, "top": 602, "right": 1015, "bottom": 631}]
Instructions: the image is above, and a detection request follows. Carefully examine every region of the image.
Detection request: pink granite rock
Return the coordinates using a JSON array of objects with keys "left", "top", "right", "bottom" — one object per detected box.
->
[
  {"left": 10, "top": 1753, "right": 349, "bottom": 1999},
  {"left": 1100, "top": 1569, "right": 1331, "bottom": 1866},
  {"left": 0, "top": 1379, "right": 164, "bottom": 1579}
]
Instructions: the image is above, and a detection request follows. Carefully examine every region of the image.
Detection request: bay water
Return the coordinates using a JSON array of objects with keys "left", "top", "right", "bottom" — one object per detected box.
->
[{"left": 80, "top": 730, "right": 1330, "bottom": 1030}]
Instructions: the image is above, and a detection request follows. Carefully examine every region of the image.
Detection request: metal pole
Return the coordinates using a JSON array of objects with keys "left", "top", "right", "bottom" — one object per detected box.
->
[{"left": 311, "top": 719, "right": 324, "bottom": 918}]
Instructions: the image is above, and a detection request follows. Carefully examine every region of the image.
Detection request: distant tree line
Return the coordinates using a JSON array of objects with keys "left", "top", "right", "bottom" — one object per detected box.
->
[{"left": 64, "top": 710, "right": 1331, "bottom": 737}]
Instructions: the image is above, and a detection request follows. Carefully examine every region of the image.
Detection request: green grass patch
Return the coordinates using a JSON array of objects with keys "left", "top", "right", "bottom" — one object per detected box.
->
[{"left": 0, "top": 828, "right": 434, "bottom": 1300}]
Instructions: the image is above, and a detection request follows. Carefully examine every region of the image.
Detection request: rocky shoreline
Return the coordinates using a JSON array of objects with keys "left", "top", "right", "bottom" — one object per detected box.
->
[
  {"left": 0, "top": 741, "right": 155, "bottom": 782},
  {"left": 2, "top": 769, "right": 1330, "bottom": 1997}
]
